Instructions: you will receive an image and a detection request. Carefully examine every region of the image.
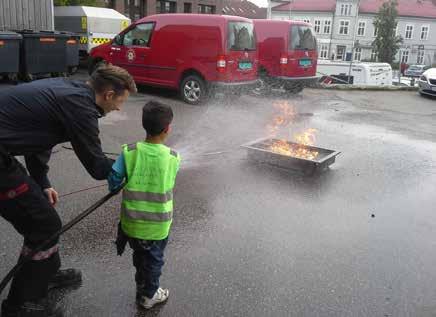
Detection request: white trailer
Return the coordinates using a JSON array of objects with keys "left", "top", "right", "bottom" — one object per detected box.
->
[
  {"left": 317, "top": 60, "right": 393, "bottom": 86},
  {"left": 54, "top": 6, "right": 130, "bottom": 57}
]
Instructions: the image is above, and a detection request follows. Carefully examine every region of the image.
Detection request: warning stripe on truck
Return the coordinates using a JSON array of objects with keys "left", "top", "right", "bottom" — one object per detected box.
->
[
  {"left": 80, "top": 37, "right": 88, "bottom": 44},
  {"left": 91, "top": 38, "right": 111, "bottom": 44}
]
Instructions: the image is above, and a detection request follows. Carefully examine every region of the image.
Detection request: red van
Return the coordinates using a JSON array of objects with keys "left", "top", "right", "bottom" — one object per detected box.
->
[
  {"left": 253, "top": 19, "right": 318, "bottom": 93},
  {"left": 89, "top": 14, "right": 258, "bottom": 104}
]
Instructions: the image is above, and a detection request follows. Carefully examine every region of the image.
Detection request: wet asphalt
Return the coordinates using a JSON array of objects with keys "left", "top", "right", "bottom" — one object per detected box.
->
[{"left": 1, "top": 73, "right": 436, "bottom": 316}]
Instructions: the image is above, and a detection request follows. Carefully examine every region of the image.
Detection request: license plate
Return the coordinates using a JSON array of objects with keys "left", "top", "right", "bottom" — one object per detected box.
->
[
  {"left": 299, "top": 59, "right": 312, "bottom": 67},
  {"left": 432, "top": 87, "right": 436, "bottom": 91},
  {"left": 238, "top": 62, "right": 252, "bottom": 70}
]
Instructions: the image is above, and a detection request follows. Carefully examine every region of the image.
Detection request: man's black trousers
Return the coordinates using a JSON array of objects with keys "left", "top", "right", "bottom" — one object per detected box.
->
[{"left": 0, "top": 145, "right": 61, "bottom": 307}]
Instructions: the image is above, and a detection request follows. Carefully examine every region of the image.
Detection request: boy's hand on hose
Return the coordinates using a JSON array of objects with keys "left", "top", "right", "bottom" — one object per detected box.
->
[{"left": 44, "top": 188, "right": 59, "bottom": 206}]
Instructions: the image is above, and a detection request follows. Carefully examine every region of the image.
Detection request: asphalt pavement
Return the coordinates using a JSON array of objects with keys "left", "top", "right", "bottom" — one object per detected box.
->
[{"left": 1, "top": 73, "right": 436, "bottom": 316}]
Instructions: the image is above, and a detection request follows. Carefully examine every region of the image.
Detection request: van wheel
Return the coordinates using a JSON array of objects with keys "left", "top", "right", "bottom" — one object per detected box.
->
[{"left": 180, "top": 75, "right": 206, "bottom": 105}]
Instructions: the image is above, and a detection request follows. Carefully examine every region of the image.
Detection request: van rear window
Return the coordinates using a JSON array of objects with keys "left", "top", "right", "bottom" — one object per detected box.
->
[
  {"left": 227, "top": 22, "right": 255, "bottom": 51},
  {"left": 289, "top": 25, "right": 316, "bottom": 51}
]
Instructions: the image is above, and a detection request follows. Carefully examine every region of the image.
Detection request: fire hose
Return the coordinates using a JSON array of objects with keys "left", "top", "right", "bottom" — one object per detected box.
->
[{"left": 0, "top": 185, "right": 123, "bottom": 296}]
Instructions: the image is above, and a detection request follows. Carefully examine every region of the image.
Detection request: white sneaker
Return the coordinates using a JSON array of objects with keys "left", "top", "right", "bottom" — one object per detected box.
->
[{"left": 137, "top": 287, "right": 169, "bottom": 309}]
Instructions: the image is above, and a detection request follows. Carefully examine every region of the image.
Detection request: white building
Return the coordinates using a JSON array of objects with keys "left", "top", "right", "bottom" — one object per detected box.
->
[{"left": 271, "top": 0, "right": 436, "bottom": 65}]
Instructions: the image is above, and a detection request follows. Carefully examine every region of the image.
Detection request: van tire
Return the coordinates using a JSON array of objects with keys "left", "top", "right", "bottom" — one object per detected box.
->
[
  {"left": 180, "top": 75, "right": 206, "bottom": 105},
  {"left": 88, "top": 58, "right": 106, "bottom": 75}
]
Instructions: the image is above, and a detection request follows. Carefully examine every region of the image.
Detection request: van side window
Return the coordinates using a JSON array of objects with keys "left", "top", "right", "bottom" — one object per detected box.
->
[{"left": 123, "top": 23, "right": 154, "bottom": 47}]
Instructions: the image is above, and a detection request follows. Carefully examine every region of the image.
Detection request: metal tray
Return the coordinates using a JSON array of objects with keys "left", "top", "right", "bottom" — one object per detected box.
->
[{"left": 242, "top": 138, "right": 341, "bottom": 175}]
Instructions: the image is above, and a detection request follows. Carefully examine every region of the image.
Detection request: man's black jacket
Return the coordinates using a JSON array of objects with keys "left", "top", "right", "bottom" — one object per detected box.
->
[{"left": 0, "top": 78, "right": 113, "bottom": 189}]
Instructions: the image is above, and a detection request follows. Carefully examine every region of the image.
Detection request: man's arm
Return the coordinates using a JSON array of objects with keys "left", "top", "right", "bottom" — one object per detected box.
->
[
  {"left": 25, "top": 150, "right": 59, "bottom": 205},
  {"left": 24, "top": 150, "right": 52, "bottom": 189},
  {"left": 63, "top": 94, "right": 114, "bottom": 180}
]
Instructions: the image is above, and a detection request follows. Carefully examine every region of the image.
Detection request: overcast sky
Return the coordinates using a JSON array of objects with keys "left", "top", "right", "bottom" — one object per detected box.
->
[{"left": 248, "top": 0, "right": 268, "bottom": 8}]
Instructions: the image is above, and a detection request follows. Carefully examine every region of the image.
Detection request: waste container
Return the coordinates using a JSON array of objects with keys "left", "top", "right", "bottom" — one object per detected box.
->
[
  {"left": 17, "top": 30, "right": 69, "bottom": 81},
  {"left": 0, "top": 31, "right": 22, "bottom": 83},
  {"left": 61, "top": 31, "right": 80, "bottom": 74}
]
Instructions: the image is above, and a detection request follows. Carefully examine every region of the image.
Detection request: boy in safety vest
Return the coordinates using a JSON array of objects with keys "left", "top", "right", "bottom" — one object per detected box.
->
[{"left": 108, "top": 100, "right": 181, "bottom": 309}]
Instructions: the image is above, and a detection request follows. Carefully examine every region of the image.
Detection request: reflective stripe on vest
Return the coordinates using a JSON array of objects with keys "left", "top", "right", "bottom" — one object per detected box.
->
[
  {"left": 122, "top": 206, "right": 172, "bottom": 222},
  {"left": 123, "top": 189, "right": 173, "bottom": 203}
]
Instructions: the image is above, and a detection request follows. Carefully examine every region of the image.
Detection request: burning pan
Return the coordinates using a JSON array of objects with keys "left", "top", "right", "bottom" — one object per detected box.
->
[{"left": 242, "top": 138, "right": 341, "bottom": 175}]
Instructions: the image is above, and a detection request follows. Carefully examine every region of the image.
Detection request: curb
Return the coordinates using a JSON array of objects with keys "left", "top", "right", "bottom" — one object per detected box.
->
[{"left": 314, "top": 84, "right": 419, "bottom": 91}]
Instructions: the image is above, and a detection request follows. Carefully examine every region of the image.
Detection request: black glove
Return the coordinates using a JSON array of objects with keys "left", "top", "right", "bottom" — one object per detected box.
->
[{"left": 115, "top": 222, "right": 128, "bottom": 256}]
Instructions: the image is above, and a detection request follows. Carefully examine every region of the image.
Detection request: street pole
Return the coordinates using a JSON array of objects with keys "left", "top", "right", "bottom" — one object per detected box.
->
[
  {"left": 289, "top": 0, "right": 292, "bottom": 20},
  {"left": 348, "top": 0, "right": 360, "bottom": 84},
  {"left": 267, "top": 0, "right": 272, "bottom": 19}
]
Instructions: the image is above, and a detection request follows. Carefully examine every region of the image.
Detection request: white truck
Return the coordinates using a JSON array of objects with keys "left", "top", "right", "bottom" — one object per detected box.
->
[
  {"left": 317, "top": 60, "right": 393, "bottom": 86},
  {"left": 54, "top": 6, "right": 130, "bottom": 59}
]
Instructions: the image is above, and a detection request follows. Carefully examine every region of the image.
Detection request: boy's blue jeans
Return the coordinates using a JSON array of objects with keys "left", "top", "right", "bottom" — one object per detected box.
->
[{"left": 128, "top": 237, "right": 169, "bottom": 299}]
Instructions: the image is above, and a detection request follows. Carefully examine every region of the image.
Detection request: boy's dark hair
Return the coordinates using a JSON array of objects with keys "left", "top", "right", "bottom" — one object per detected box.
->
[{"left": 142, "top": 101, "right": 174, "bottom": 136}]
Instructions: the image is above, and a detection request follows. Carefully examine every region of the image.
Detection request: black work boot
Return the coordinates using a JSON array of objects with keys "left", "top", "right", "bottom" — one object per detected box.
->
[
  {"left": 1, "top": 299, "right": 62, "bottom": 317},
  {"left": 48, "top": 268, "right": 82, "bottom": 290},
  {"left": 19, "top": 299, "right": 63, "bottom": 317}
]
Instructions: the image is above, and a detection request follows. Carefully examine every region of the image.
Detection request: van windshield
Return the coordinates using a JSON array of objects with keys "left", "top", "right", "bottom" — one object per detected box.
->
[
  {"left": 227, "top": 22, "right": 256, "bottom": 51},
  {"left": 289, "top": 25, "right": 316, "bottom": 51}
]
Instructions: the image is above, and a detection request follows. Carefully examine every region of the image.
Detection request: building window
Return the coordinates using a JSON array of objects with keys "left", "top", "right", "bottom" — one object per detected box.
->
[
  {"left": 340, "top": 3, "right": 352, "bottom": 16},
  {"left": 373, "top": 26, "right": 378, "bottom": 37},
  {"left": 319, "top": 43, "right": 328, "bottom": 59},
  {"left": 417, "top": 49, "right": 425, "bottom": 64},
  {"left": 156, "top": 0, "right": 176, "bottom": 13},
  {"left": 184, "top": 2, "right": 192, "bottom": 12},
  {"left": 405, "top": 25, "right": 413, "bottom": 39},
  {"left": 198, "top": 4, "right": 215, "bottom": 14},
  {"left": 421, "top": 25, "right": 429, "bottom": 40},
  {"left": 339, "top": 20, "right": 350, "bottom": 35},
  {"left": 323, "top": 20, "right": 331, "bottom": 34},
  {"left": 303, "top": 18, "right": 310, "bottom": 23},
  {"left": 314, "top": 20, "right": 321, "bottom": 33},
  {"left": 401, "top": 50, "right": 409, "bottom": 63},
  {"left": 336, "top": 45, "right": 346, "bottom": 60},
  {"left": 357, "top": 21, "right": 366, "bottom": 36},
  {"left": 354, "top": 47, "right": 362, "bottom": 61},
  {"left": 371, "top": 49, "right": 378, "bottom": 62},
  {"left": 124, "top": 0, "right": 146, "bottom": 20}
]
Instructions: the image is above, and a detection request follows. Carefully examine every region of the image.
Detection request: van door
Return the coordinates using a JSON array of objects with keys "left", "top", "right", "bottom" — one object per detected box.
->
[
  {"left": 111, "top": 23, "right": 155, "bottom": 82},
  {"left": 286, "top": 24, "right": 318, "bottom": 78},
  {"left": 225, "top": 21, "right": 257, "bottom": 82}
]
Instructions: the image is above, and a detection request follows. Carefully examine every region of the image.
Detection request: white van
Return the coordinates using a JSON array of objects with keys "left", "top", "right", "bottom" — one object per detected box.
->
[{"left": 317, "top": 60, "right": 392, "bottom": 86}]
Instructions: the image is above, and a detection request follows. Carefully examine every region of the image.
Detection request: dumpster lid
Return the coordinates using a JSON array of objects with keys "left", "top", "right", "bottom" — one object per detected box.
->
[
  {"left": 15, "top": 30, "right": 69, "bottom": 38},
  {"left": 0, "top": 31, "right": 22, "bottom": 40}
]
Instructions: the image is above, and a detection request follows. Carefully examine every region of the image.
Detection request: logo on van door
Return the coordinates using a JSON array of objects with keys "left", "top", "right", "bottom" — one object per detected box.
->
[{"left": 126, "top": 49, "right": 136, "bottom": 62}]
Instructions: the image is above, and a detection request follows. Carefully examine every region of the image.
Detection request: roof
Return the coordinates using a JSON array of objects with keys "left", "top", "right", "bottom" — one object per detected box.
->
[
  {"left": 54, "top": 6, "right": 130, "bottom": 20},
  {"left": 223, "top": 0, "right": 267, "bottom": 19},
  {"left": 359, "top": 0, "right": 436, "bottom": 19},
  {"left": 273, "top": 0, "right": 336, "bottom": 13},
  {"left": 272, "top": 0, "right": 436, "bottom": 19}
]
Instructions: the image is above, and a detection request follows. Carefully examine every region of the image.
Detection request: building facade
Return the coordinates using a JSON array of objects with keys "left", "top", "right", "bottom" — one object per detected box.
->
[
  {"left": 108, "top": 0, "right": 223, "bottom": 21},
  {"left": 272, "top": 0, "right": 436, "bottom": 65}
]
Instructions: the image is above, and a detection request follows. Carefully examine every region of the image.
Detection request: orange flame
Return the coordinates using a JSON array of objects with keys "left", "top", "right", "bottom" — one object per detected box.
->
[{"left": 266, "top": 101, "right": 319, "bottom": 160}]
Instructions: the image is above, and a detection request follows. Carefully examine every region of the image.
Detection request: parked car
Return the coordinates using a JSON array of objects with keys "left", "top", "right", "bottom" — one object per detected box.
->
[
  {"left": 418, "top": 68, "right": 436, "bottom": 96},
  {"left": 89, "top": 14, "right": 258, "bottom": 104},
  {"left": 404, "top": 64, "right": 430, "bottom": 78},
  {"left": 253, "top": 19, "right": 318, "bottom": 93}
]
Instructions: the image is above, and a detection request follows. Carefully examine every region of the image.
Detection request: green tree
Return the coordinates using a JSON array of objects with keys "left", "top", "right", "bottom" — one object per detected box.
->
[
  {"left": 54, "top": 0, "right": 105, "bottom": 6},
  {"left": 372, "top": 0, "right": 403, "bottom": 64}
]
